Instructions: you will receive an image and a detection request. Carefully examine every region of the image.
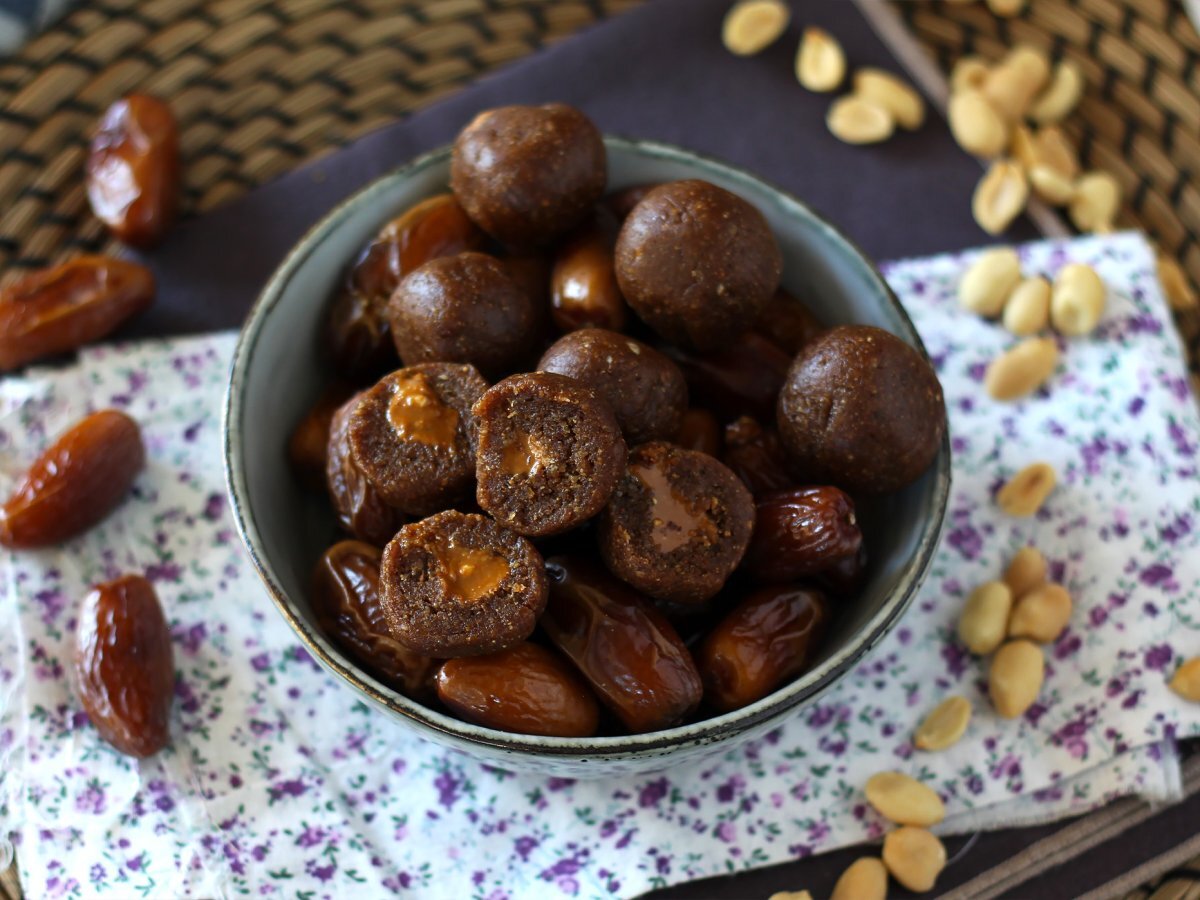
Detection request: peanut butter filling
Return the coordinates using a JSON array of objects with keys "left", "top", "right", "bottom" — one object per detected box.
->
[
  {"left": 439, "top": 540, "right": 510, "bottom": 602},
  {"left": 500, "top": 431, "right": 550, "bottom": 477},
  {"left": 387, "top": 372, "right": 459, "bottom": 446},
  {"left": 633, "top": 462, "right": 718, "bottom": 553}
]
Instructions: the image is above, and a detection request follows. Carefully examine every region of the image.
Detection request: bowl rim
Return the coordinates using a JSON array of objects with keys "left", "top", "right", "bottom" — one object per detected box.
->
[{"left": 224, "top": 135, "right": 952, "bottom": 759}]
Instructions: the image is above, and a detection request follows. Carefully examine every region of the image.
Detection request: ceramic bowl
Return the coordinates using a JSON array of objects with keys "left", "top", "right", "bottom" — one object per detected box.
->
[{"left": 224, "top": 137, "right": 951, "bottom": 778}]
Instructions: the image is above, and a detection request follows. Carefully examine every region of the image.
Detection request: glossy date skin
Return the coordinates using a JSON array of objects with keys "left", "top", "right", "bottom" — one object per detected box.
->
[
  {"left": 0, "top": 409, "right": 145, "bottom": 548},
  {"left": 86, "top": 94, "right": 181, "bottom": 248},
  {"left": 312, "top": 540, "right": 436, "bottom": 698},
  {"left": 542, "top": 555, "right": 703, "bottom": 733},
  {"left": 550, "top": 211, "right": 628, "bottom": 333},
  {"left": 436, "top": 642, "right": 600, "bottom": 737},
  {"left": 325, "top": 393, "right": 406, "bottom": 546},
  {"left": 75, "top": 574, "right": 175, "bottom": 757},
  {"left": 288, "top": 382, "right": 354, "bottom": 494},
  {"left": 721, "top": 416, "right": 795, "bottom": 497},
  {"left": 698, "top": 585, "right": 830, "bottom": 712},
  {"left": 673, "top": 408, "right": 721, "bottom": 457},
  {"left": 0, "top": 257, "right": 155, "bottom": 372},
  {"left": 752, "top": 288, "right": 827, "bottom": 355},
  {"left": 663, "top": 330, "right": 792, "bottom": 423},
  {"left": 742, "top": 486, "right": 863, "bottom": 583}
]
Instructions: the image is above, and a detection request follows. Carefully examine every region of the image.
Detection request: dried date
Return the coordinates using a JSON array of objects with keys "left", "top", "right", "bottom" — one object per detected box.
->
[
  {"left": 721, "top": 416, "right": 794, "bottom": 496},
  {"left": 752, "top": 288, "right": 827, "bottom": 355},
  {"left": 550, "top": 212, "right": 629, "bottom": 333},
  {"left": 742, "top": 486, "right": 862, "bottom": 583},
  {"left": 663, "top": 330, "right": 792, "bottom": 423},
  {"left": 325, "top": 393, "right": 406, "bottom": 546},
  {"left": 673, "top": 408, "right": 721, "bottom": 457},
  {"left": 288, "top": 382, "right": 354, "bottom": 493}
]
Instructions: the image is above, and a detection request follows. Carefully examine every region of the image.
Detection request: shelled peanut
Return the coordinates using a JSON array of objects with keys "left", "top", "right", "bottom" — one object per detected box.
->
[
  {"left": 825, "top": 67, "right": 925, "bottom": 145},
  {"left": 856, "top": 771, "right": 947, "bottom": 894}
]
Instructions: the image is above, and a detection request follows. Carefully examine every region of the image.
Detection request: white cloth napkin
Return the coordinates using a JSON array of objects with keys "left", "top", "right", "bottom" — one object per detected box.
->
[{"left": 1, "top": 231, "right": 1198, "bottom": 899}]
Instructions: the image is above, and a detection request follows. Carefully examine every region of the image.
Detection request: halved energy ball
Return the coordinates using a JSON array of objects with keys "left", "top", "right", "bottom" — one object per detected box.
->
[
  {"left": 380, "top": 511, "right": 547, "bottom": 657},
  {"left": 474, "top": 372, "right": 627, "bottom": 537}
]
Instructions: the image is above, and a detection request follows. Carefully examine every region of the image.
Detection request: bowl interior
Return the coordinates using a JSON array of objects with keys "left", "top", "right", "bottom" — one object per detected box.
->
[{"left": 226, "top": 138, "right": 949, "bottom": 760}]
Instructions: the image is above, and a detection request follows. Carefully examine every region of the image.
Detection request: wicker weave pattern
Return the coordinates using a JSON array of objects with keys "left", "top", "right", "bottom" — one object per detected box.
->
[
  {"left": 894, "top": 0, "right": 1200, "bottom": 370},
  {"left": 0, "top": 0, "right": 643, "bottom": 281}
]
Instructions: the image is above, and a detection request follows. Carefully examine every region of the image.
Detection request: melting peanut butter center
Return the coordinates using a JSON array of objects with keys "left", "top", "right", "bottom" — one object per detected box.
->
[
  {"left": 500, "top": 431, "right": 550, "bottom": 477},
  {"left": 633, "top": 462, "right": 717, "bottom": 553},
  {"left": 387, "top": 372, "right": 459, "bottom": 447},
  {"left": 439, "top": 540, "right": 510, "bottom": 602}
]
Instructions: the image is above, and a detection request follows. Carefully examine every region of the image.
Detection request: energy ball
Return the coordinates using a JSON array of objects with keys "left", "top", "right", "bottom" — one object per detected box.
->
[
  {"left": 537, "top": 329, "right": 687, "bottom": 445},
  {"left": 474, "top": 372, "right": 627, "bottom": 537},
  {"left": 451, "top": 103, "right": 607, "bottom": 249},
  {"left": 387, "top": 251, "right": 538, "bottom": 378},
  {"left": 380, "top": 511, "right": 547, "bottom": 657},
  {"left": 347, "top": 363, "right": 489, "bottom": 516},
  {"left": 326, "top": 393, "right": 407, "bottom": 547},
  {"left": 614, "top": 180, "right": 782, "bottom": 351},
  {"left": 776, "top": 325, "right": 946, "bottom": 494},
  {"left": 598, "top": 441, "right": 755, "bottom": 605}
]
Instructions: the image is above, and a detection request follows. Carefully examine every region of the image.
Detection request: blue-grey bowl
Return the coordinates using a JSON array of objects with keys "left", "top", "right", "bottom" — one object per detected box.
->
[{"left": 224, "top": 137, "right": 951, "bottom": 778}]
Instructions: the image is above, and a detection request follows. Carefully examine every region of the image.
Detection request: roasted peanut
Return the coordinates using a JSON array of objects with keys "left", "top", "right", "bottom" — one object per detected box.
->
[
  {"left": 973, "top": 159, "right": 1029, "bottom": 235},
  {"left": 883, "top": 827, "right": 947, "bottom": 894},
  {"left": 958, "top": 581, "right": 1013, "bottom": 655},
  {"left": 831, "top": 858, "right": 888, "bottom": 900},
  {"left": 989, "top": 639, "right": 1045, "bottom": 718},
  {"left": 914, "top": 696, "right": 972, "bottom": 751},
  {"left": 796, "top": 27, "right": 846, "bottom": 93},
  {"left": 864, "top": 772, "right": 945, "bottom": 826},
  {"left": 1028, "top": 165, "right": 1076, "bottom": 206},
  {"left": 722, "top": 0, "right": 789, "bottom": 56},
  {"left": 674, "top": 408, "right": 722, "bottom": 457},
  {"left": 542, "top": 556, "right": 702, "bottom": 732},
  {"left": 0, "top": 257, "right": 155, "bottom": 372},
  {"left": 959, "top": 247, "right": 1022, "bottom": 317},
  {"left": 987, "top": 0, "right": 1028, "bottom": 15},
  {"left": 436, "top": 642, "right": 600, "bottom": 737},
  {"left": 721, "top": 416, "right": 795, "bottom": 496},
  {"left": 743, "top": 486, "right": 862, "bottom": 583},
  {"left": 1004, "top": 546, "right": 1048, "bottom": 598},
  {"left": 697, "top": 584, "right": 829, "bottom": 712},
  {"left": 984, "top": 337, "right": 1059, "bottom": 401},
  {"left": 948, "top": 89, "right": 1009, "bottom": 158},
  {"left": 1029, "top": 60, "right": 1084, "bottom": 124},
  {"left": 996, "top": 462, "right": 1056, "bottom": 516},
  {"left": 1035, "top": 127, "right": 1080, "bottom": 178},
  {"left": 1050, "top": 262, "right": 1106, "bottom": 335},
  {"left": 86, "top": 95, "right": 180, "bottom": 247},
  {"left": 1169, "top": 658, "right": 1200, "bottom": 702},
  {"left": 854, "top": 68, "right": 925, "bottom": 130},
  {"left": 983, "top": 45, "right": 1050, "bottom": 121},
  {"left": 769, "top": 893, "right": 814, "bottom": 900},
  {"left": 1069, "top": 170, "right": 1121, "bottom": 233},
  {"left": 1008, "top": 583, "right": 1072, "bottom": 642},
  {"left": 1158, "top": 254, "right": 1198, "bottom": 311},
  {"left": 551, "top": 211, "right": 628, "bottom": 333},
  {"left": 75, "top": 574, "right": 174, "bottom": 757},
  {"left": 1002, "top": 276, "right": 1051, "bottom": 335},
  {"left": 950, "top": 56, "right": 990, "bottom": 94},
  {"left": 827, "top": 96, "right": 894, "bottom": 145},
  {"left": 1, "top": 409, "right": 145, "bottom": 548}
]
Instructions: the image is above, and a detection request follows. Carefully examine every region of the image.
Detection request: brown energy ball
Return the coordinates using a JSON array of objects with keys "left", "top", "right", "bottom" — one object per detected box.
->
[
  {"left": 598, "top": 441, "right": 755, "bottom": 605},
  {"left": 776, "top": 325, "right": 946, "bottom": 494},
  {"left": 387, "top": 251, "right": 537, "bottom": 378},
  {"left": 536, "top": 329, "right": 687, "bottom": 445},
  {"left": 380, "top": 510, "right": 547, "bottom": 657},
  {"left": 347, "top": 363, "right": 489, "bottom": 516},
  {"left": 451, "top": 103, "right": 607, "bottom": 249},
  {"left": 326, "top": 392, "right": 407, "bottom": 547},
  {"left": 614, "top": 180, "right": 782, "bottom": 352},
  {"left": 474, "top": 372, "right": 627, "bottom": 537}
]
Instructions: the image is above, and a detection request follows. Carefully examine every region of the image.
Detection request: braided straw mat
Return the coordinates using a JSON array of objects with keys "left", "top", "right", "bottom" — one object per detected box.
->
[{"left": 0, "top": 0, "right": 1198, "bottom": 897}]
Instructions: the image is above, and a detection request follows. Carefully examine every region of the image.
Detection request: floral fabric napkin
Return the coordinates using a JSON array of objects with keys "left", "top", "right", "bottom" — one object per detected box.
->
[{"left": 1, "top": 231, "right": 1199, "bottom": 899}]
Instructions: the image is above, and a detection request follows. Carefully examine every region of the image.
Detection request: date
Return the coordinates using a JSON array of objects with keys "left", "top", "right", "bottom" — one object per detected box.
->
[
  {"left": 75, "top": 574, "right": 175, "bottom": 756},
  {"left": 288, "top": 382, "right": 354, "bottom": 493},
  {"left": 721, "top": 416, "right": 794, "bottom": 496},
  {"left": 86, "top": 94, "right": 181, "bottom": 248},
  {"left": 550, "top": 212, "right": 628, "bottom": 333},
  {"left": 1, "top": 409, "right": 145, "bottom": 548},
  {"left": 752, "top": 288, "right": 827, "bottom": 355},
  {"left": 742, "top": 486, "right": 862, "bottom": 583},
  {"left": 673, "top": 408, "right": 721, "bottom": 457},
  {"left": 0, "top": 256, "right": 155, "bottom": 372},
  {"left": 325, "top": 393, "right": 406, "bottom": 546},
  {"left": 664, "top": 330, "right": 792, "bottom": 423}
]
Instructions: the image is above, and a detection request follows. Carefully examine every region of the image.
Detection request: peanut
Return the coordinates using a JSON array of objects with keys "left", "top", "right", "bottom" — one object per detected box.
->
[
  {"left": 1002, "top": 276, "right": 1051, "bottom": 335},
  {"left": 987, "top": 0, "right": 1028, "bottom": 16},
  {"left": 865, "top": 772, "right": 945, "bottom": 826},
  {"left": 973, "top": 159, "right": 1029, "bottom": 235},
  {"left": 1034, "top": 126, "right": 1080, "bottom": 178},
  {"left": 996, "top": 462, "right": 1056, "bottom": 516},
  {"left": 1169, "top": 658, "right": 1200, "bottom": 702},
  {"left": 1157, "top": 254, "right": 1198, "bottom": 311},
  {"left": 1051, "top": 262, "right": 1106, "bottom": 336},
  {"left": 959, "top": 247, "right": 1022, "bottom": 317},
  {"left": 1069, "top": 170, "right": 1121, "bottom": 233},
  {"left": 796, "top": 27, "right": 846, "bottom": 93},
  {"left": 1010, "top": 124, "right": 1038, "bottom": 170},
  {"left": 1004, "top": 546, "right": 1048, "bottom": 598},
  {"left": 827, "top": 96, "right": 894, "bottom": 145},
  {"left": 854, "top": 68, "right": 925, "bottom": 130},
  {"left": 1030, "top": 60, "right": 1084, "bottom": 124},
  {"left": 914, "top": 696, "right": 972, "bottom": 751},
  {"left": 989, "top": 639, "right": 1045, "bottom": 718},
  {"left": 882, "top": 827, "right": 947, "bottom": 894},
  {"left": 831, "top": 858, "right": 888, "bottom": 900},
  {"left": 1008, "top": 583, "right": 1073, "bottom": 642},
  {"left": 958, "top": 581, "right": 1014, "bottom": 655},
  {"left": 1028, "top": 165, "right": 1076, "bottom": 206},
  {"left": 984, "top": 337, "right": 1058, "bottom": 401},
  {"left": 770, "top": 893, "right": 814, "bottom": 900},
  {"left": 951, "top": 56, "right": 991, "bottom": 94},
  {"left": 948, "top": 89, "right": 1010, "bottom": 158},
  {"left": 721, "top": 0, "right": 789, "bottom": 56},
  {"left": 984, "top": 45, "right": 1050, "bottom": 121}
]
